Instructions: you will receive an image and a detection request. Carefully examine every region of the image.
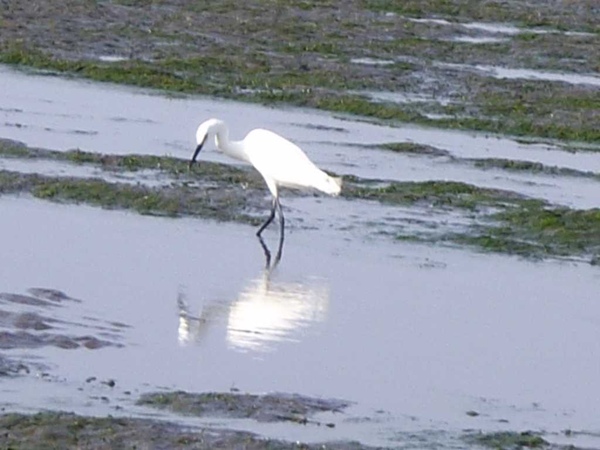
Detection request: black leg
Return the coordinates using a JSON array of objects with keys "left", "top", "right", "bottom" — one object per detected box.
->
[
  {"left": 255, "top": 197, "right": 285, "bottom": 270},
  {"left": 255, "top": 196, "right": 285, "bottom": 270},
  {"left": 273, "top": 198, "right": 284, "bottom": 265},
  {"left": 256, "top": 197, "right": 277, "bottom": 237},
  {"left": 257, "top": 234, "right": 272, "bottom": 269}
]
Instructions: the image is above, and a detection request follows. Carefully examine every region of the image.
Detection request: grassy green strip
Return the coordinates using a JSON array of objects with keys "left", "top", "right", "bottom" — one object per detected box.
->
[
  {"left": 1, "top": 44, "right": 597, "bottom": 143},
  {"left": 453, "top": 204, "right": 600, "bottom": 261},
  {"left": 0, "top": 139, "right": 266, "bottom": 188},
  {"left": 344, "top": 179, "right": 536, "bottom": 211},
  {"left": 0, "top": 170, "right": 257, "bottom": 224},
  {"left": 470, "top": 158, "right": 600, "bottom": 180},
  {"left": 465, "top": 430, "right": 548, "bottom": 448},
  {"left": 361, "top": 0, "right": 598, "bottom": 32},
  {"left": 378, "top": 142, "right": 451, "bottom": 157},
  {"left": 2, "top": 140, "right": 599, "bottom": 262}
]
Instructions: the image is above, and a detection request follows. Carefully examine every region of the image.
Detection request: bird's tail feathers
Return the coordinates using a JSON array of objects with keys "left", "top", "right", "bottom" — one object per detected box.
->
[
  {"left": 318, "top": 174, "right": 343, "bottom": 196},
  {"left": 331, "top": 176, "right": 343, "bottom": 195}
]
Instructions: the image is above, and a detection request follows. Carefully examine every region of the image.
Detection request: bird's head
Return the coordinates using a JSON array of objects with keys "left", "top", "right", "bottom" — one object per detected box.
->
[{"left": 189, "top": 118, "right": 224, "bottom": 169}]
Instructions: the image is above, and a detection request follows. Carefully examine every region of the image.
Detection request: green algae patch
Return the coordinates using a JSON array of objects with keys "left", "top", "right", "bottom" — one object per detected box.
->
[
  {"left": 469, "top": 158, "right": 600, "bottom": 180},
  {"left": 454, "top": 234, "right": 544, "bottom": 257},
  {"left": 20, "top": 173, "right": 260, "bottom": 224},
  {"left": 0, "top": 411, "right": 370, "bottom": 449},
  {"left": 0, "top": 138, "right": 266, "bottom": 188},
  {"left": 343, "top": 177, "right": 600, "bottom": 262},
  {"left": 379, "top": 142, "right": 451, "bottom": 157},
  {"left": 471, "top": 80, "right": 600, "bottom": 143},
  {"left": 0, "top": 139, "right": 265, "bottom": 224},
  {"left": 344, "top": 179, "right": 530, "bottom": 211},
  {"left": 344, "top": 175, "right": 600, "bottom": 263},
  {"left": 32, "top": 178, "right": 184, "bottom": 217},
  {"left": 0, "top": 140, "right": 263, "bottom": 222},
  {"left": 0, "top": 45, "right": 199, "bottom": 93},
  {"left": 0, "top": 140, "right": 268, "bottom": 223},
  {"left": 452, "top": 204, "right": 600, "bottom": 262},
  {"left": 494, "top": 206, "right": 600, "bottom": 255},
  {"left": 7, "top": 39, "right": 596, "bottom": 143},
  {"left": 138, "top": 391, "right": 350, "bottom": 425},
  {"left": 465, "top": 430, "right": 548, "bottom": 449}
]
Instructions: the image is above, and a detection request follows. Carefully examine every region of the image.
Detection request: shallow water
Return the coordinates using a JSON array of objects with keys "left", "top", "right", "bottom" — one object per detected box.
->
[
  {"left": 409, "top": 17, "right": 596, "bottom": 38},
  {"left": 449, "top": 36, "right": 509, "bottom": 44},
  {"left": 1, "top": 65, "right": 600, "bottom": 448},
  {"left": 0, "top": 156, "right": 175, "bottom": 188},
  {"left": 350, "top": 57, "right": 396, "bottom": 66},
  {"left": 2, "top": 197, "right": 600, "bottom": 448},
  {"left": 439, "top": 62, "right": 600, "bottom": 87}
]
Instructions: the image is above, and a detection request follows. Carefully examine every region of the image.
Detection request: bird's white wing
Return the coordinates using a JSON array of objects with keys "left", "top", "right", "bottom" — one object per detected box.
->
[{"left": 244, "top": 129, "right": 325, "bottom": 189}]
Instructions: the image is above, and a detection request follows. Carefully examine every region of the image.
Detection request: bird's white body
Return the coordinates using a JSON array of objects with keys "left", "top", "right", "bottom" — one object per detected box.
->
[
  {"left": 191, "top": 118, "right": 342, "bottom": 265},
  {"left": 196, "top": 118, "right": 341, "bottom": 198},
  {"left": 243, "top": 128, "right": 341, "bottom": 196}
]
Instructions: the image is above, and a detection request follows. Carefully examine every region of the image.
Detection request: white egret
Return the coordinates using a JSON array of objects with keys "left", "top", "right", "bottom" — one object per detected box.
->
[{"left": 189, "top": 118, "right": 342, "bottom": 264}]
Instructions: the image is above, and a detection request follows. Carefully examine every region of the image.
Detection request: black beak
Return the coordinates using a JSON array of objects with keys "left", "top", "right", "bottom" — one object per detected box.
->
[{"left": 189, "top": 135, "right": 207, "bottom": 169}]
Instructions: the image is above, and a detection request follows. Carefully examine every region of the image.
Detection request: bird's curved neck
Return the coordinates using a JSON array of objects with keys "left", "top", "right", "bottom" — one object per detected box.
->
[{"left": 214, "top": 125, "right": 248, "bottom": 163}]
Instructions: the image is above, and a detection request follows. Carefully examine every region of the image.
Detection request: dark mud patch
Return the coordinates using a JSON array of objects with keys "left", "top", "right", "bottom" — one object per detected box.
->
[
  {"left": 1, "top": 311, "right": 53, "bottom": 331},
  {"left": 0, "top": 288, "right": 126, "bottom": 351},
  {"left": 0, "top": 288, "right": 125, "bottom": 379},
  {"left": 0, "top": 288, "right": 80, "bottom": 308},
  {"left": 0, "top": 355, "right": 30, "bottom": 377},
  {"left": 0, "top": 331, "right": 118, "bottom": 350},
  {"left": 0, "top": 411, "right": 373, "bottom": 450},
  {"left": 378, "top": 142, "right": 452, "bottom": 157},
  {"left": 0, "top": 293, "right": 59, "bottom": 309},
  {"left": 376, "top": 143, "right": 600, "bottom": 179},
  {"left": 468, "top": 158, "right": 600, "bottom": 181},
  {"left": 0, "top": 0, "right": 598, "bottom": 143},
  {"left": 26, "top": 288, "right": 82, "bottom": 304},
  {"left": 138, "top": 391, "right": 350, "bottom": 427}
]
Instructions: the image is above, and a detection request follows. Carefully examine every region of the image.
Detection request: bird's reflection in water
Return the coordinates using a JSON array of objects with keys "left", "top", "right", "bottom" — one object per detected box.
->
[
  {"left": 177, "top": 291, "right": 216, "bottom": 346},
  {"left": 226, "top": 271, "right": 329, "bottom": 352},
  {"left": 178, "top": 268, "right": 329, "bottom": 352}
]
